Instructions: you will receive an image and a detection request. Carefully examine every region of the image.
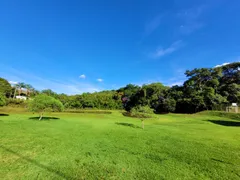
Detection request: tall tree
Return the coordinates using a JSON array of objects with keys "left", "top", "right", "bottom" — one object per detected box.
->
[
  {"left": 0, "top": 78, "right": 12, "bottom": 97},
  {"left": 25, "top": 84, "right": 33, "bottom": 98}
]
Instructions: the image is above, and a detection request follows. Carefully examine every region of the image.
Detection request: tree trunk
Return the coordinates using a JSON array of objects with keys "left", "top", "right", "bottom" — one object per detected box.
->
[
  {"left": 142, "top": 120, "right": 144, "bottom": 129},
  {"left": 13, "top": 88, "right": 17, "bottom": 98},
  {"left": 18, "top": 88, "right": 21, "bottom": 96},
  {"left": 39, "top": 112, "right": 43, "bottom": 120}
]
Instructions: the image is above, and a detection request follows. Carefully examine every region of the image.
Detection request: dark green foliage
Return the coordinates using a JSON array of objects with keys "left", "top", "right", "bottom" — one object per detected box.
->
[
  {"left": 120, "top": 62, "right": 240, "bottom": 114},
  {"left": 156, "top": 98, "right": 176, "bottom": 113}
]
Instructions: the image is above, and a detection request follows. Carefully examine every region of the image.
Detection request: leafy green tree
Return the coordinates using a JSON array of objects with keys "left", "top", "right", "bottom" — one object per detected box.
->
[
  {"left": 0, "top": 93, "right": 6, "bottom": 106},
  {"left": 41, "top": 89, "right": 58, "bottom": 98},
  {"left": 28, "top": 94, "right": 64, "bottom": 120},
  {"left": 156, "top": 98, "right": 176, "bottom": 113},
  {"left": 0, "top": 77, "right": 12, "bottom": 97},
  {"left": 131, "top": 105, "right": 154, "bottom": 129}
]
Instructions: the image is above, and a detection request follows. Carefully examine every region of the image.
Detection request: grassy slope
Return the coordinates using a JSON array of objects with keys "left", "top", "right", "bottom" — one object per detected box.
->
[{"left": 0, "top": 110, "right": 239, "bottom": 180}]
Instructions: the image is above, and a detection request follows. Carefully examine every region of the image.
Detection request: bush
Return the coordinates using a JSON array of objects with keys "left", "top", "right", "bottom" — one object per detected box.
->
[{"left": 6, "top": 98, "right": 27, "bottom": 107}]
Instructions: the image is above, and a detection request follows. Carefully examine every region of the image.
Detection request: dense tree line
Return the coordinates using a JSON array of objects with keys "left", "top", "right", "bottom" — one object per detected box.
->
[
  {"left": 0, "top": 62, "right": 239, "bottom": 113},
  {"left": 120, "top": 62, "right": 240, "bottom": 113}
]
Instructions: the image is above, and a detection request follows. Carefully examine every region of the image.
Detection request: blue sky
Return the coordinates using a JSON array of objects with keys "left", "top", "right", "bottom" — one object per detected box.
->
[{"left": 0, "top": 0, "right": 240, "bottom": 94}]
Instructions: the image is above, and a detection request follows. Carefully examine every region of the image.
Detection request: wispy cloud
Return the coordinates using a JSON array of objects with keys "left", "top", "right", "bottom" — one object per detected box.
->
[
  {"left": 144, "top": 14, "right": 162, "bottom": 36},
  {"left": 79, "top": 74, "right": 86, "bottom": 79},
  {"left": 0, "top": 65, "right": 101, "bottom": 95},
  {"left": 177, "top": 5, "right": 206, "bottom": 34},
  {"left": 97, "top": 78, "right": 103, "bottom": 82},
  {"left": 150, "top": 40, "right": 184, "bottom": 58}
]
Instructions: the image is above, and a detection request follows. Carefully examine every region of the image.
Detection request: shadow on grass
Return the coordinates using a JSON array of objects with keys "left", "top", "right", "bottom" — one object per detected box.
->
[
  {"left": 29, "top": 117, "right": 60, "bottom": 120},
  {"left": 207, "top": 120, "right": 240, "bottom": 127},
  {"left": 211, "top": 158, "right": 233, "bottom": 165},
  {"left": 115, "top": 122, "right": 141, "bottom": 129},
  {"left": 0, "top": 113, "right": 9, "bottom": 116},
  {"left": 0, "top": 145, "right": 73, "bottom": 179}
]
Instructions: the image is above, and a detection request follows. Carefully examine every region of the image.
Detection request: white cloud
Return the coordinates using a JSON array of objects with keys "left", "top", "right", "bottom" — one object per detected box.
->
[
  {"left": 97, "top": 78, "right": 103, "bottom": 82},
  {"left": 9, "top": 81, "right": 18, "bottom": 85},
  {"left": 167, "top": 81, "right": 184, "bottom": 87},
  {"left": 151, "top": 40, "right": 183, "bottom": 58},
  {"left": 79, "top": 74, "right": 86, "bottom": 79},
  {"left": 214, "top": 62, "right": 230, "bottom": 68}
]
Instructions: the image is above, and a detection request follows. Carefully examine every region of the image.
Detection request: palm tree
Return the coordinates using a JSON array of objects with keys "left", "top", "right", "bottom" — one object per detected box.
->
[
  {"left": 18, "top": 82, "right": 26, "bottom": 96},
  {"left": 13, "top": 82, "right": 26, "bottom": 98},
  {"left": 25, "top": 84, "right": 33, "bottom": 98},
  {"left": 13, "top": 84, "right": 20, "bottom": 98}
]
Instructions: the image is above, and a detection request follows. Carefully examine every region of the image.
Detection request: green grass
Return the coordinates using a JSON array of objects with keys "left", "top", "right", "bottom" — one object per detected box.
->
[{"left": 0, "top": 109, "right": 240, "bottom": 179}]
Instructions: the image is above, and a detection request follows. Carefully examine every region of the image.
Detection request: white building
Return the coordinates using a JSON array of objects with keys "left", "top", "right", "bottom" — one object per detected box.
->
[{"left": 16, "top": 96, "right": 27, "bottom": 100}]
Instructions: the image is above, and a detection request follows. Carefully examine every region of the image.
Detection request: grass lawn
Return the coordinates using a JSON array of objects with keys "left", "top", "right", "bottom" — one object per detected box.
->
[{"left": 0, "top": 109, "right": 240, "bottom": 179}]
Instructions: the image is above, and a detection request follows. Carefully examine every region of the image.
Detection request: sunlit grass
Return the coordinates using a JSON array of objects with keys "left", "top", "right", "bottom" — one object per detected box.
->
[{"left": 0, "top": 110, "right": 239, "bottom": 179}]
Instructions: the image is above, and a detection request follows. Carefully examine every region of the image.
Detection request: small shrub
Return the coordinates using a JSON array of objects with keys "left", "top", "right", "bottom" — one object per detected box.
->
[{"left": 6, "top": 98, "right": 27, "bottom": 107}]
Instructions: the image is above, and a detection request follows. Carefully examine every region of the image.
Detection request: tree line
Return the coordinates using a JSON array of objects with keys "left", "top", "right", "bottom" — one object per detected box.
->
[{"left": 0, "top": 62, "right": 239, "bottom": 113}]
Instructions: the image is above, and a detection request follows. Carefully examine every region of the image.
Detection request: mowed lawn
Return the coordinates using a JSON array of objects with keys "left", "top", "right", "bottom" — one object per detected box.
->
[{"left": 0, "top": 110, "right": 240, "bottom": 180}]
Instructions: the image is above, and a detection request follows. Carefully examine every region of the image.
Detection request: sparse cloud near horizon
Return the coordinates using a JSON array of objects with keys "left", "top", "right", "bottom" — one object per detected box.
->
[
  {"left": 150, "top": 40, "right": 184, "bottom": 58},
  {"left": 0, "top": 66, "right": 101, "bottom": 95},
  {"left": 79, "top": 74, "right": 86, "bottom": 79},
  {"left": 214, "top": 62, "right": 230, "bottom": 68},
  {"left": 9, "top": 81, "right": 18, "bottom": 85},
  {"left": 97, "top": 78, "right": 103, "bottom": 82}
]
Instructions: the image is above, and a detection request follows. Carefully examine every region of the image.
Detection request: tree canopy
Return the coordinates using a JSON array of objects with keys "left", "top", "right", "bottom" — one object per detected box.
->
[
  {"left": 0, "top": 93, "right": 6, "bottom": 106},
  {"left": 28, "top": 94, "right": 64, "bottom": 120},
  {"left": 0, "top": 78, "right": 12, "bottom": 97}
]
